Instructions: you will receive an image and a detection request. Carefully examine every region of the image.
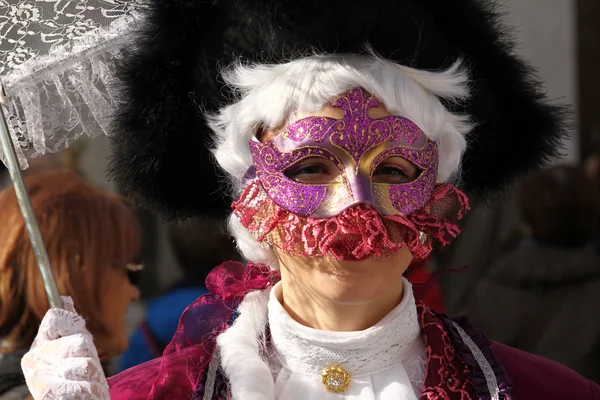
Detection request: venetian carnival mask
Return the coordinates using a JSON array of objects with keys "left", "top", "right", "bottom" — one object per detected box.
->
[
  {"left": 248, "top": 88, "right": 439, "bottom": 218},
  {"left": 235, "top": 88, "right": 467, "bottom": 261}
]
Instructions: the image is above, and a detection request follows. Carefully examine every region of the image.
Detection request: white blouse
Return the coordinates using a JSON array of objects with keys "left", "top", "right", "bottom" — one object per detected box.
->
[{"left": 266, "top": 278, "right": 427, "bottom": 400}]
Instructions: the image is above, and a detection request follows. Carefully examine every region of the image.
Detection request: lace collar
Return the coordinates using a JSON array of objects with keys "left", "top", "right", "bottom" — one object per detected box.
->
[{"left": 267, "top": 278, "right": 425, "bottom": 377}]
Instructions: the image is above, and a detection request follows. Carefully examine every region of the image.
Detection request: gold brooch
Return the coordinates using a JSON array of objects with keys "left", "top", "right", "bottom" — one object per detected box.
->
[{"left": 322, "top": 365, "right": 351, "bottom": 393}]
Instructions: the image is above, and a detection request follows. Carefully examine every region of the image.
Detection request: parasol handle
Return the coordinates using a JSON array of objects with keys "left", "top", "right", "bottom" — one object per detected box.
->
[{"left": 0, "top": 84, "right": 63, "bottom": 309}]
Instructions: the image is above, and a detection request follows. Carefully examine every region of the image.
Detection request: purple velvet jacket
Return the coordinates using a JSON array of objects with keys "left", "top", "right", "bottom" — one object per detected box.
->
[{"left": 493, "top": 342, "right": 600, "bottom": 400}]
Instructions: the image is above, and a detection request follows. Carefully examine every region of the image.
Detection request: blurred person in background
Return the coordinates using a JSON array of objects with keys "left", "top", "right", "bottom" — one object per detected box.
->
[
  {"left": 25, "top": 155, "right": 61, "bottom": 176},
  {"left": 119, "top": 216, "right": 239, "bottom": 371},
  {"left": 0, "top": 170, "right": 142, "bottom": 399},
  {"left": 467, "top": 165, "right": 600, "bottom": 383},
  {"left": 583, "top": 152, "right": 600, "bottom": 183}
]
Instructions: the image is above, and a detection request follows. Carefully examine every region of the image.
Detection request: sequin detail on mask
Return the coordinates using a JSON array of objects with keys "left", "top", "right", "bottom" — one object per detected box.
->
[{"left": 249, "top": 88, "right": 439, "bottom": 218}]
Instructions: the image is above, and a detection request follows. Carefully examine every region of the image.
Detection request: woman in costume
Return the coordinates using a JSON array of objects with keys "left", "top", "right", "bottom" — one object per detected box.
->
[
  {"left": 0, "top": 170, "right": 141, "bottom": 399},
  {"left": 20, "top": 0, "right": 600, "bottom": 399}
]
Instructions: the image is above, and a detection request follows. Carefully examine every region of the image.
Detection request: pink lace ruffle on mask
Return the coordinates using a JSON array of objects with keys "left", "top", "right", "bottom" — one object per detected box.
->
[{"left": 232, "top": 181, "right": 469, "bottom": 261}]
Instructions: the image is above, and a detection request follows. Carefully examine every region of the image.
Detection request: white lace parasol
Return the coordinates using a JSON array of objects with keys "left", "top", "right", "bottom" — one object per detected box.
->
[
  {"left": 0, "top": 0, "right": 147, "bottom": 309},
  {"left": 0, "top": 0, "right": 146, "bottom": 168}
]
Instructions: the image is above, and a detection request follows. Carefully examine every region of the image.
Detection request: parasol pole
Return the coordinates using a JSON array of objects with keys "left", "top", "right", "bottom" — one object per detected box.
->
[{"left": 0, "top": 83, "right": 62, "bottom": 309}]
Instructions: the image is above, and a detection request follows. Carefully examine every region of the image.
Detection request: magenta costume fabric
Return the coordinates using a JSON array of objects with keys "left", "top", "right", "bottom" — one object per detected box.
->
[
  {"left": 107, "top": 262, "right": 600, "bottom": 399},
  {"left": 108, "top": 262, "right": 279, "bottom": 399},
  {"left": 493, "top": 343, "right": 600, "bottom": 400}
]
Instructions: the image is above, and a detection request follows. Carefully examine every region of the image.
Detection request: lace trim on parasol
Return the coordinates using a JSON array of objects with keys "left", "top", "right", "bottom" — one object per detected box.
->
[{"left": 0, "top": 3, "right": 146, "bottom": 168}]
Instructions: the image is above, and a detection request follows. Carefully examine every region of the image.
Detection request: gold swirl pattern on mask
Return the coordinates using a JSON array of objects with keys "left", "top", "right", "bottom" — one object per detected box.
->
[
  {"left": 250, "top": 141, "right": 344, "bottom": 216},
  {"left": 371, "top": 183, "right": 399, "bottom": 216},
  {"left": 311, "top": 177, "right": 355, "bottom": 217},
  {"left": 250, "top": 140, "right": 345, "bottom": 175},
  {"left": 389, "top": 117, "right": 425, "bottom": 145},
  {"left": 248, "top": 87, "right": 441, "bottom": 218},
  {"left": 388, "top": 171, "right": 437, "bottom": 215},
  {"left": 260, "top": 175, "right": 330, "bottom": 217},
  {"left": 280, "top": 116, "right": 346, "bottom": 143},
  {"left": 329, "top": 92, "right": 390, "bottom": 169},
  {"left": 365, "top": 139, "right": 438, "bottom": 215},
  {"left": 322, "top": 89, "right": 430, "bottom": 177},
  {"left": 368, "top": 139, "right": 438, "bottom": 177}
]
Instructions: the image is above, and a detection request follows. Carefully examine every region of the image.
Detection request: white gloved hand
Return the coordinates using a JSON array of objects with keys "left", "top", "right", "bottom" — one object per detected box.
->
[{"left": 21, "top": 296, "right": 110, "bottom": 399}]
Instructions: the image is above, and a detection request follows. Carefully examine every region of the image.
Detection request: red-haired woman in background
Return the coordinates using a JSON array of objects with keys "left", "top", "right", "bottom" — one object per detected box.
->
[{"left": 0, "top": 170, "right": 142, "bottom": 399}]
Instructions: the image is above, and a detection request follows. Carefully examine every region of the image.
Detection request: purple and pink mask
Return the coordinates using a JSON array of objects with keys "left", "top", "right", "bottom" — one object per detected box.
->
[
  {"left": 247, "top": 88, "right": 439, "bottom": 218},
  {"left": 235, "top": 88, "right": 468, "bottom": 261}
]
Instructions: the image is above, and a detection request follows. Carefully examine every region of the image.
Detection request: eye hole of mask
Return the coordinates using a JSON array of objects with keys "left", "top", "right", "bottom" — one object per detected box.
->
[
  {"left": 372, "top": 156, "right": 421, "bottom": 184},
  {"left": 284, "top": 156, "right": 420, "bottom": 185},
  {"left": 285, "top": 157, "right": 341, "bottom": 184}
]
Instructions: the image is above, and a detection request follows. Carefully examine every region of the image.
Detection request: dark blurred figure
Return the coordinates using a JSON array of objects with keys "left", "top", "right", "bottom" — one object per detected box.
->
[
  {"left": 584, "top": 152, "right": 600, "bottom": 185},
  {"left": 467, "top": 165, "right": 600, "bottom": 383},
  {"left": 120, "top": 216, "right": 240, "bottom": 370},
  {"left": 0, "top": 163, "right": 8, "bottom": 190}
]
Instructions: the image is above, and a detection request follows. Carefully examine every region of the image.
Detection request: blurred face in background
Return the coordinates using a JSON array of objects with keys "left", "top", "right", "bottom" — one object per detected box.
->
[
  {"left": 0, "top": 170, "right": 142, "bottom": 360},
  {"left": 99, "top": 264, "right": 141, "bottom": 355}
]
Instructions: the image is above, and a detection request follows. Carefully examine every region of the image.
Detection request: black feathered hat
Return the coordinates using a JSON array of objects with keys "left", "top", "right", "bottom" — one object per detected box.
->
[{"left": 109, "top": 0, "right": 567, "bottom": 219}]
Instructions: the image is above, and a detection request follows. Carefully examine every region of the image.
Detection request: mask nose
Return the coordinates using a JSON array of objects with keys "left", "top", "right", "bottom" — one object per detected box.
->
[{"left": 346, "top": 171, "right": 374, "bottom": 208}]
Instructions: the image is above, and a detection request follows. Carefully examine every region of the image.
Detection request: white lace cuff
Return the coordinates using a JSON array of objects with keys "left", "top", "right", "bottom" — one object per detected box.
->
[{"left": 21, "top": 296, "right": 110, "bottom": 400}]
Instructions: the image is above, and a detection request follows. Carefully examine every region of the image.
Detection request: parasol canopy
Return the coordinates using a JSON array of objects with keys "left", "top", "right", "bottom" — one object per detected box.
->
[
  {"left": 0, "top": 0, "right": 146, "bottom": 309},
  {"left": 0, "top": 0, "right": 146, "bottom": 168}
]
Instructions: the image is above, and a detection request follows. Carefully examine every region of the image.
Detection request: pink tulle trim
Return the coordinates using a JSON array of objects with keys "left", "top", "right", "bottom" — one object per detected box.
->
[
  {"left": 108, "top": 261, "right": 483, "bottom": 399},
  {"left": 232, "top": 181, "right": 469, "bottom": 261},
  {"left": 134, "top": 262, "right": 278, "bottom": 399}
]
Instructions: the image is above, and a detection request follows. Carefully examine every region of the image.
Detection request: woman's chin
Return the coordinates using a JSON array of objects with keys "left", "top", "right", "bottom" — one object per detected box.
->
[
  {"left": 313, "top": 268, "right": 401, "bottom": 305},
  {"left": 321, "top": 251, "right": 409, "bottom": 276},
  {"left": 277, "top": 246, "right": 411, "bottom": 304},
  {"left": 107, "top": 332, "right": 130, "bottom": 359}
]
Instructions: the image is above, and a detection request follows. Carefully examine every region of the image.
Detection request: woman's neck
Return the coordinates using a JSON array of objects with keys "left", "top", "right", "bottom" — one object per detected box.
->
[{"left": 276, "top": 271, "right": 404, "bottom": 332}]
